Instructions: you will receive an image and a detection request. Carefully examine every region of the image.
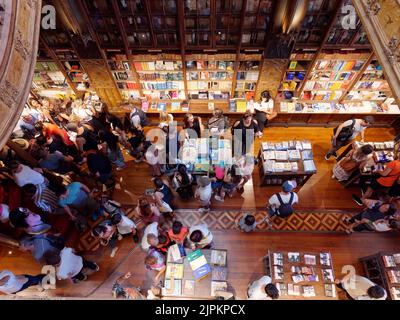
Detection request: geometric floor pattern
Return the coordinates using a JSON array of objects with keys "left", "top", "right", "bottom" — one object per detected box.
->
[{"left": 78, "top": 207, "right": 354, "bottom": 251}]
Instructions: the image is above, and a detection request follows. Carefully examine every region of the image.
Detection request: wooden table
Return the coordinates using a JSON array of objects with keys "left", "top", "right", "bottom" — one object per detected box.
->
[
  {"left": 264, "top": 250, "right": 338, "bottom": 300},
  {"left": 163, "top": 248, "right": 228, "bottom": 300}
]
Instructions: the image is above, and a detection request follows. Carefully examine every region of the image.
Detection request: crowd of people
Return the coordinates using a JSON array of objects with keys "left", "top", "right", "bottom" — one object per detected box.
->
[{"left": 0, "top": 92, "right": 398, "bottom": 300}]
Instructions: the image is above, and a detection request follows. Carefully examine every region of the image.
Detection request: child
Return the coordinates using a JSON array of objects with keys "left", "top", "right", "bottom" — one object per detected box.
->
[
  {"left": 111, "top": 213, "right": 139, "bottom": 243},
  {"left": 156, "top": 233, "right": 172, "bottom": 254},
  {"left": 167, "top": 221, "right": 189, "bottom": 245},
  {"left": 238, "top": 213, "right": 258, "bottom": 232},
  {"left": 145, "top": 249, "right": 166, "bottom": 286},
  {"left": 91, "top": 220, "right": 120, "bottom": 258},
  {"left": 195, "top": 176, "right": 212, "bottom": 213}
]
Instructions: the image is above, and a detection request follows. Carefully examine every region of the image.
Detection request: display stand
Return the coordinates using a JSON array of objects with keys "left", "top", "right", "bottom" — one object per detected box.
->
[{"left": 359, "top": 251, "right": 400, "bottom": 300}]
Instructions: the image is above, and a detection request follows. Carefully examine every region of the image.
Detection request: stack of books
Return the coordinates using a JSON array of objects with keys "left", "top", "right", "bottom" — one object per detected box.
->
[{"left": 187, "top": 250, "right": 211, "bottom": 281}]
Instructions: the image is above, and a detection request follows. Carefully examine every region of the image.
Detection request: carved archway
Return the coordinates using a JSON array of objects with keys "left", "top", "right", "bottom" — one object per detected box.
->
[{"left": 0, "top": 0, "right": 42, "bottom": 148}]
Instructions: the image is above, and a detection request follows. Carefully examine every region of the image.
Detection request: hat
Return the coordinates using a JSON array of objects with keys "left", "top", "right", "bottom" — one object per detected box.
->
[
  {"left": 282, "top": 180, "right": 296, "bottom": 192},
  {"left": 215, "top": 167, "right": 224, "bottom": 180},
  {"left": 0, "top": 204, "right": 10, "bottom": 222},
  {"left": 198, "top": 176, "right": 210, "bottom": 187},
  {"left": 11, "top": 138, "right": 29, "bottom": 150}
]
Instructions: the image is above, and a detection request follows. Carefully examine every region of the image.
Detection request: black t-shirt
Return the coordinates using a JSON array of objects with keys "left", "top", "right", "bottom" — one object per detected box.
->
[
  {"left": 185, "top": 118, "right": 201, "bottom": 138},
  {"left": 361, "top": 205, "right": 385, "bottom": 222},
  {"left": 87, "top": 153, "right": 112, "bottom": 175}
]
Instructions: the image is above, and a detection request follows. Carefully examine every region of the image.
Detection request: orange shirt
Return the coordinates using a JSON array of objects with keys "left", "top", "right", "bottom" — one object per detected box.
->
[
  {"left": 44, "top": 123, "right": 74, "bottom": 146},
  {"left": 167, "top": 227, "right": 188, "bottom": 244},
  {"left": 378, "top": 160, "right": 400, "bottom": 187}
]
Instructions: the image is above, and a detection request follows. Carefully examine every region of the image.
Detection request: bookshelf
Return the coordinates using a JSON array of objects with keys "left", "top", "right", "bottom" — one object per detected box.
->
[
  {"left": 185, "top": 53, "right": 236, "bottom": 101},
  {"left": 300, "top": 52, "right": 370, "bottom": 102},
  {"left": 133, "top": 54, "right": 186, "bottom": 101},
  {"left": 234, "top": 54, "right": 262, "bottom": 100}
]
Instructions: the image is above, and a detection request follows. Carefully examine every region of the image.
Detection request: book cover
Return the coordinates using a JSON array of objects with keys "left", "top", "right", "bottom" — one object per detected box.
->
[
  {"left": 289, "top": 61, "right": 298, "bottom": 70},
  {"left": 211, "top": 281, "right": 227, "bottom": 296},
  {"left": 163, "top": 279, "right": 182, "bottom": 296},
  {"left": 288, "top": 283, "right": 300, "bottom": 296},
  {"left": 324, "top": 283, "right": 336, "bottom": 298},
  {"left": 288, "top": 252, "right": 301, "bottom": 263},
  {"left": 322, "top": 269, "right": 334, "bottom": 282},
  {"left": 210, "top": 250, "right": 227, "bottom": 266},
  {"left": 304, "top": 254, "right": 317, "bottom": 265},
  {"left": 183, "top": 280, "right": 195, "bottom": 296},
  {"left": 302, "top": 285, "right": 316, "bottom": 297},
  {"left": 212, "top": 266, "right": 228, "bottom": 281},
  {"left": 165, "top": 263, "right": 184, "bottom": 279},
  {"left": 189, "top": 255, "right": 208, "bottom": 271},
  {"left": 193, "top": 264, "right": 212, "bottom": 281}
]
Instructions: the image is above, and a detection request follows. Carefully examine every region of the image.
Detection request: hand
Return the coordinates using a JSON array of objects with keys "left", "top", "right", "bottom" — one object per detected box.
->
[{"left": 124, "top": 272, "right": 132, "bottom": 279}]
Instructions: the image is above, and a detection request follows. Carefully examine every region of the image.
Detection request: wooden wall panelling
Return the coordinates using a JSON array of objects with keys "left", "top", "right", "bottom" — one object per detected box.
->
[
  {"left": 0, "top": 0, "right": 42, "bottom": 149},
  {"left": 353, "top": 0, "right": 400, "bottom": 105},
  {"left": 255, "top": 59, "right": 287, "bottom": 100}
]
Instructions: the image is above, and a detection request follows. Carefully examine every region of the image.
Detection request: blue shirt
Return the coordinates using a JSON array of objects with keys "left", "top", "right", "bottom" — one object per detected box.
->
[
  {"left": 40, "top": 152, "right": 64, "bottom": 170},
  {"left": 58, "top": 182, "right": 88, "bottom": 208}
]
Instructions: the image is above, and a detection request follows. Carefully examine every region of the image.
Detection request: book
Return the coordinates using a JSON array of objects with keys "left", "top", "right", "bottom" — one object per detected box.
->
[
  {"left": 274, "top": 266, "right": 284, "bottom": 280},
  {"left": 165, "top": 263, "right": 184, "bottom": 279},
  {"left": 301, "top": 150, "right": 313, "bottom": 160},
  {"left": 393, "top": 254, "right": 400, "bottom": 264},
  {"left": 163, "top": 279, "right": 182, "bottom": 296},
  {"left": 169, "top": 244, "right": 186, "bottom": 263},
  {"left": 320, "top": 252, "right": 331, "bottom": 266},
  {"left": 387, "top": 270, "right": 400, "bottom": 283},
  {"left": 277, "top": 283, "right": 288, "bottom": 296},
  {"left": 275, "top": 151, "right": 288, "bottom": 161},
  {"left": 382, "top": 255, "right": 397, "bottom": 268},
  {"left": 322, "top": 269, "right": 334, "bottom": 282},
  {"left": 211, "top": 281, "right": 227, "bottom": 297},
  {"left": 288, "top": 150, "right": 301, "bottom": 160},
  {"left": 193, "top": 264, "right": 212, "bottom": 281},
  {"left": 183, "top": 280, "right": 195, "bottom": 296},
  {"left": 288, "top": 284, "right": 300, "bottom": 296},
  {"left": 189, "top": 255, "right": 208, "bottom": 270},
  {"left": 292, "top": 274, "right": 305, "bottom": 283},
  {"left": 302, "top": 285, "right": 316, "bottom": 297},
  {"left": 210, "top": 250, "right": 227, "bottom": 267},
  {"left": 304, "top": 254, "right": 317, "bottom": 265},
  {"left": 212, "top": 266, "right": 228, "bottom": 281},
  {"left": 171, "top": 102, "right": 181, "bottom": 111},
  {"left": 324, "top": 283, "right": 336, "bottom": 298},
  {"left": 273, "top": 253, "right": 284, "bottom": 266},
  {"left": 288, "top": 252, "right": 301, "bottom": 263},
  {"left": 303, "top": 160, "right": 316, "bottom": 172},
  {"left": 391, "top": 287, "right": 400, "bottom": 300}
]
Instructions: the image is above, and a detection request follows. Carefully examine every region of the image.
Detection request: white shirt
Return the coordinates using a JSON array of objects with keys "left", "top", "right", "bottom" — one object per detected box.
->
[
  {"left": 254, "top": 100, "right": 274, "bottom": 113},
  {"left": 341, "top": 119, "right": 366, "bottom": 140},
  {"left": 0, "top": 270, "right": 28, "bottom": 294},
  {"left": 117, "top": 215, "right": 136, "bottom": 235},
  {"left": 56, "top": 247, "right": 83, "bottom": 280},
  {"left": 342, "top": 275, "right": 387, "bottom": 300},
  {"left": 187, "top": 223, "right": 213, "bottom": 248},
  {"left": 247, "top": 275, "right": 272, "bottom": 300},
  {"left": 0, "top": 204, "right": 10, "bottom": 223},
  {"left": 13, "top": 165, "right": 45, "bottom": 187},
  {"left": 196, "top": 184, "right": 212, "bottom": 202},
  {"left": 141, "top": 222, "right": 159, "bottom": 251},
  {"left": 269, "top": 192, "right": 298, "bottom": 210}
]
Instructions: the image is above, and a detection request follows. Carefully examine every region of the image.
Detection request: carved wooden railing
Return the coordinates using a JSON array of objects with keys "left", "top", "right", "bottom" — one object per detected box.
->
[
  {"left": 353, "top": 0, "right": 400, "bottom": 104},
  {"left": 0, "top": 0, "right": 42, "bottom": 149}
]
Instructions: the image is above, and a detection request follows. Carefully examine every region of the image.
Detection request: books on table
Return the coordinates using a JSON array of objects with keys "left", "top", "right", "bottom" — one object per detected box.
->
[
  {"left": 165, "top": 263, "right": 184, "bottom": 279},
  {"left": 183, "top": 280, "right": 195, "bottom": 296},
  {"left": 187, "top": 249, "right": 212, "bottom": 281},
  {"left": 212, "top": 266, "right": 228, "bottom": 281},
  {"left": 210, "top": 249, "right": 227, "bottom": 267},
  {"left": 163, "top": 279, "right": 182, "bottom": 296},
  {"left": 382, "top": 255, "right": 397, "bottom": 268},
  {"left": 168, "top": 244, "right": 186, "bottom": 263},
  {"left": 211, "top": 281, "right": 228, "bottom": 297},
  {"left": 324, "top": 284, "right": 336, "bottom": 298},
  {"left": 303, "top": 160, "right": 317, "bottom": 172},
  {"left": 288, "top": 284, "right": 301, "bottom": 296},
  {"left": 302, "top": 285, "right": 316, "bottom": 297}
]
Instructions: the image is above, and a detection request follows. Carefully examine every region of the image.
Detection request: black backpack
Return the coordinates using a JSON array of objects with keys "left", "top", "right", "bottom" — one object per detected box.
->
[
  {"left": 333, "top": 119, "right": 355, "bottom": 143},
  {"left": 276, "top": 192, "right": 295, "bottom": 218}
]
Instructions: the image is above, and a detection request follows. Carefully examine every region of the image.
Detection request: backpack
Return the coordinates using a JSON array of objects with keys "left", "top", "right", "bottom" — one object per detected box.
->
[
  {"left": 333, "top": 119, "right": 355, "bottom": 143},
  {"left": 275, "top": 192, "right": 295, "bottom": 218}
]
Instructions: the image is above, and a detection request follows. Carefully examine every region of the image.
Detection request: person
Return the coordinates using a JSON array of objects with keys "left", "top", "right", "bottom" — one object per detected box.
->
[
  {"left": 231, "top": 111, "right": 261, "bottom": 156},
  {"left": 336, "top": 274, "right": 387, "bottom": 300},
  {"left": 172, "top": 164, "right": 193, "bottom": 200},
  {"left": 325, "top": 116, "right": 374, "bottom": 160},
  {"left": 207, "top": 108, "right": 229, "bottom": 137},
  {"left": 20, "top": 233, "right": 65, "bottom": 265},
  {"left": 106, "top": 113, "right": 128, "bottom": 147},
  {"left": 141, "top": 222, "right": 159, "bottom": 251},
  {"left": 238, "top": 213, "right": 258, "bottom": 232},
  {"left": 55, "top": 247, "right": 99, "bottom": 283},
  {"left": 153, "top": 178, "right": 174, "bottom": 213},
  {"left": 129, "top": 105, "right": 149, "bottom": 129},
  {"left": 22, "top": 184, "right": 61, "bottom": 215},
  {"left": 247, "top": 275, "right": 279, "bottom": 300},
  {"left": 9, "top": 207, "right": 51, "bottom": 235},
  {"left": 98, "top": 130, "right": 126, "bottom": 171},
  {"left": 0, "top": 270, "right": 45, "bottom": 295},
  {"left": 267, "top": 180, "right": 299, "bottom": 224},
  {"left": 91, "top": 220, "right": 120, "bottom": 258},
  {"left": 56, "top": 182, "right": 100, "bottom": 223},
  {"left": 37, "top": 149, "right": 79, "bottom": 175},
  {"left": 0, "top": 203, "right": 10, "bottom": 223},
  {"left": 235, "top": 155, "right": 254, "bottom": 192},
  {"left": 145, "top": 145, "right": 164, "bottom": 177},
  {"left": 216, "top": 165, "right": 244, "bottom": 201},
  {"left": 252, "top": 91, "right": 277, "bottom": 136},
  {"left": 111, "top": 272, "right": 146, "bottom": 300},
  {"left": 66, "top": 123, "right": 99, "bottom": 153},
  {"left": 343, "top": 202, "right": 396, "bottom": 234},
  {"left": 186, "top": 223, "right": 213, "bottom": 249},
  {"left": 105, "top": 203, "right": 139, "bottom": 243},
  {"left": 159, "top": 111, "right": 174, "bottom": 129},
  {"left": 195, "top": 176, "right": 212, "bottom": 213},
  {"left": 353, "top": 159, "right": 400, "bottom": 205},
  {"left": 332, "top": 144, "right": 374, "bottom": 181},
  {"left": 155, "top": 233, "right": 172, "bottom": 254},
  {"left": 9, "top": 161, "right": 46, "bottom": 188},
  {"left": 86, "top": 149, "right": 114, "bottom": 185},
  {"left": 183, "top": 113, "right": 203, "bottom": 139},
  {"left": 145, "top": 249, "right": 166, "bottom": 285},
  {"left": 136, "top": 197, "right": 161, "bottom": 225},
  {"left": 36, "top": 122, "right": 75, "bottom": 147},
  {"left": 167, "top": 221, "right": 189, "bottom": 245}
]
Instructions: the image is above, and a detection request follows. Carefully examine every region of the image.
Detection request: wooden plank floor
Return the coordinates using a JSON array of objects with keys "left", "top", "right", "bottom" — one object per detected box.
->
[{"left": 112, "top": 126, "right": 396, "bottom": 210}]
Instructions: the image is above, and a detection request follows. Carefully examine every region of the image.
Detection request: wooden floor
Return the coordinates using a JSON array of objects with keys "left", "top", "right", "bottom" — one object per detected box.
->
[{"left": 1, "top": 126, "right": 398, "bottom": 299}]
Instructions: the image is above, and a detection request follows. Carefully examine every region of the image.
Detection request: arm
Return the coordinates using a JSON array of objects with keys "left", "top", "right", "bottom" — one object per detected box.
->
[
  {"left": 333, "top": 122, "right": 346, "bottom": 140},
  {"left": 154, "top": 266, "right": 166, "bottom": 283},
  {"left": 80, "top": 183, "right": 91, "bottom": 194},
  {"left": 63, "top": 205, "right": 76, "bottom": 220},
  {"left": 376, "top": 166, "right": 393, "bottom": 177},
  {"left": 360, "top": 130, "right": 365, "bottom": 143}
]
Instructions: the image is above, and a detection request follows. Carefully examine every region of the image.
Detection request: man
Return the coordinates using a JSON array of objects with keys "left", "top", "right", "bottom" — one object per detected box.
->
[
  {"left": 22, "top": 184, "right": 61, "bottom": 215},
  {"left": 20, "top": 234, "right": 64, "bottom": 265},
  {"left": 266, "top": 180, "right": 299, "bottom": 225},
  {"left": 0, "top": 270, "right": 45, "bottom": 295},
  {"left": 186, "top": 223, "right": 213, "bottom": 250},
  {"left": 86, "top": 149, "right": 113, "bottom": 184},
  {"left": 232, "top": 112, "right": 261, "bottom": 156},
  {"left": 325, "top": 116, "right": 374, "bottom": 160},
  {"left": 247, "top": 275, "right": 280, "bottom": 300},
  {"left": 129, "top": 105, "right": 149, "bottom": 129},
  {"left": 336, "top": 274, "right": 387, "bottom": 300},
  {"left": 9, "top": 161, "right": 46, "bottom": 188}
]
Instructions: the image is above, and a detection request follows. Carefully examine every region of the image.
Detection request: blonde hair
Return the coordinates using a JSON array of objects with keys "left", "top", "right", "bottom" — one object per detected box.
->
[{"left": 159, "top": 111, "right": 169, "bottom": 122}]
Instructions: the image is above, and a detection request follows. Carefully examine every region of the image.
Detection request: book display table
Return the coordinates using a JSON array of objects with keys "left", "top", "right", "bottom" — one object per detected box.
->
[
  {"left": 360, "top": 252, "right": 400, "bottom": 300},
  {"left": 335, "top": 141, "right": 395, "bottom": 188},
  {"left": 264, "top": 250, "right": 337, "bottom": 300},
  {"left": 257, "top": 140, "right": 317, "bottom": 187},
  {"left": 163, "top": 248, "right": 228, "bottom": 300}
]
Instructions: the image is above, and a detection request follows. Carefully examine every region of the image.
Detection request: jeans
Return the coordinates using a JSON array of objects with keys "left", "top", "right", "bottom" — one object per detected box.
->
[
  {"left": 71, "top": 259, "right": 98, "bottom": 281},
  {"left": 254, "top": 110, "right": 267, "bottom": 133},
  {"left": 108, "top": 147, "right": 125, "bottom": 168},
  {"left": 14, "top": 274, "right": 45, "bottom": 293}
]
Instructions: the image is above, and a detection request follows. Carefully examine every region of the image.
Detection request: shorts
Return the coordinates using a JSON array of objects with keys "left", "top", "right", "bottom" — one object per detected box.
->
[{"left": 369, "top": 177, "right": 387, "bottom": 191}]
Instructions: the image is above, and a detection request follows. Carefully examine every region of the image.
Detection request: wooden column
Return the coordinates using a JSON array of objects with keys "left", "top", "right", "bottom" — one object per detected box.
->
[{"left": 0, "top": 0, "right": 42, "bottom": 149}]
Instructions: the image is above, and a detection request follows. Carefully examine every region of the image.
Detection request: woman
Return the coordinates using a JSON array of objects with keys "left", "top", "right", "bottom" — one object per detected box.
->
[
  {"left": 145, "top": 249, "right": 166, "bottom": 285},
  {"left": 253, "top": 91, "right": 277, "bottom": 136},
  {"left": 98, "top": 130, "right": 126, "bottom": 171},
  {"left": 215, "top": 165, "right": 244, "bottom": 201},
  {"left": 145, "top": 145, "right": 164, "bottom": 177},
  {"left": 231, "top": 112, "right": 261, "bottom": 156},
  {"left": 183, "top": 113, "right": 203, "bottom": 139},
  {"left": 9, "top": 207, "right": 51, "bottom": 235},
  {"left": 91, "top": 220, "right": 120, "bottom": 258},
  {"left": 207, "top": 108, "right": 229, "bottom": 137},
  {"left": 332, "top": 144, "right": 374, "bottom": 181},
  {"left": 66, "top": 122, "right": 99, "bottom": 153},
  {"left": 136, "top": 197, "right": 161, "bottom": 225},
  {"left": 172, "top": 164, "right": 193, "bottom": 200}
]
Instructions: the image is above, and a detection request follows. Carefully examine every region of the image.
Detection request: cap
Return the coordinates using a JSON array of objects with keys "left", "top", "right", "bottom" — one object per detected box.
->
[{"left": 282, "top": 180, "right": 296, "bottom": 192}]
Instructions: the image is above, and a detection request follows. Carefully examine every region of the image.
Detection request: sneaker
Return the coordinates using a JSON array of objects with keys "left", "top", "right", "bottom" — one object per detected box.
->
[
  {"left": 93, "top": 263, "right": 100, "bottom": 272},
  {"left": 198, "top": 208, "right": 207, "bottom": 213},
  {"left": 117, "top": 234, "right": 123, "bottom": 241},
  {"left": 73, "top": 275, "right": 88, "bottom": 283},
  {"left": 110, "top": 247, "right": 119, "bottom": 258},
  {"left": 342, "top": 217, "right": 351, "bottom": 225},
  {"left": 214, "top": 195, "right": 224, "bottom": 202},
  {"left": 332, "top": 152, "right": 338, "bottom": 159},
  {"left": 324, "top": 153, "right": 331, "bottom": 161},
  {"left": 352, "top": 194, "right": 363, "bottom": 206}
]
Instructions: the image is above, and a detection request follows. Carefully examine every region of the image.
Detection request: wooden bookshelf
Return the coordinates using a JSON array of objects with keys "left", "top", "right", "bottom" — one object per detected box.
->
[{"left": 234, "top": 54, "right": 262, "bottom": 100}]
